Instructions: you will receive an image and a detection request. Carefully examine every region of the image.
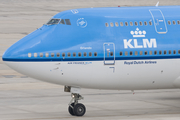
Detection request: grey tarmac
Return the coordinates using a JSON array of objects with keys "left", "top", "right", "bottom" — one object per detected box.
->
[{"left": 1, "top": 0, "right": 180, "bottom": 120}]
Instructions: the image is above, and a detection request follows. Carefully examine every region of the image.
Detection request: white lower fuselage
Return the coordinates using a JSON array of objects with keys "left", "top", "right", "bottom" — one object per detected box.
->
[{"left": 4, "top": 59, "right": 180, "bottom": 90}]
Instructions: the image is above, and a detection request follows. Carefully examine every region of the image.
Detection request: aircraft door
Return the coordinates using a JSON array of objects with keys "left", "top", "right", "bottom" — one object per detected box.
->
[
  {"left": 104, "top": 43, "right": 115, "bottom": 65},
  {"left": 149, "top": 9, "right": 167, "bottom": 34}
]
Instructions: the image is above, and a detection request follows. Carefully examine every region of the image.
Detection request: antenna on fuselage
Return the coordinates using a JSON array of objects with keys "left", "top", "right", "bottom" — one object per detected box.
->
[{"left": 155, "top": 1, "right": 159, "bottom": 7}]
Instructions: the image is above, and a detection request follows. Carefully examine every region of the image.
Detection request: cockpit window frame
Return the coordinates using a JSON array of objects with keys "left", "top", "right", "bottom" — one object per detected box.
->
[
  {"left": 60, "top": 19, "right": 65, "bottom": 25},
  {"left": 46, "top": 18, "right": 61, "bottom": 25}
]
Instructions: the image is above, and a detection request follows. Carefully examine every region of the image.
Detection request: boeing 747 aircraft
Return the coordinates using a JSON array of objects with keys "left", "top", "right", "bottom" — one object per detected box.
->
[{"left": 2, "top": 5, "right": 180, "bottom": 116}]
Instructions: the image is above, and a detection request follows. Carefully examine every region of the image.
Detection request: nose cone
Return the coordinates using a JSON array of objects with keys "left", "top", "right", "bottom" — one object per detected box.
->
[
  {"left": 2, "top": 42, "right": 26, "bottom": 61},
  {"left": 2, "top": 29, "right": 44, "bottom": 62},
  {"left": 2, "top": 25, "right": 60, "bottom": 62}
]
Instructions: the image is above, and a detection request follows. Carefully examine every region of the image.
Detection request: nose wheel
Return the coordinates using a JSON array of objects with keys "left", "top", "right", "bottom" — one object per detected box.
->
[{"left": 68, "top": 93, "right": 86, "bottom": 116}]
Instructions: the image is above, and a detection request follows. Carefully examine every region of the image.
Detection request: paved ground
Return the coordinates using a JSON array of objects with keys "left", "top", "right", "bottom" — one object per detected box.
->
[{"left": 1, "top": 0, "right": 180, "bottom": 120}]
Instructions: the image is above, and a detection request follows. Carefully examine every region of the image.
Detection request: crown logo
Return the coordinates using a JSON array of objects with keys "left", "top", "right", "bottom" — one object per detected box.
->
[{"left": 130, "top": 28, "right": 146, "bottom": 37}]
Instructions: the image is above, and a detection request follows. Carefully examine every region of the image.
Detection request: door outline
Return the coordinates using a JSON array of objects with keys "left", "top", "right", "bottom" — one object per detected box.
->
[
  {"left": 103, "top": 43, "right": 115, "bottom": 65},
  {"left": 149, "top": 9, "right": 168, "bottom": 34}
]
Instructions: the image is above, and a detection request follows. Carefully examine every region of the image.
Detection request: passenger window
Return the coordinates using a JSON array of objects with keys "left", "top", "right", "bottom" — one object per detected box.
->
[
  {"left": 56, "top": 53, "right": 60, "bottom": 57},
  {"left": 144, "top": 21, "right": 147, "bottom": 26},
  {"left": 78, "top": 52, "right": 81, "bottom": 57},
  {"left": 105, "top": 23, "right": 109, "bottom": 27},
  {"left": 28, "top": 53, "right": 32, "bottom": 57},
  {"left": 149, "top": 21, "right": 152, "bottom": 25},
  {"left": 164, "top": 50, "right": 167, "bottom": 55},
  {"left": 110, "top": 52, "right": 113, "bottom": 56},
  {"left": 130, "top": 51, "right": 133, "bottom": 55},
  {"left": 169, "top": 50, "right": 171, "bottom": 54},
  {"left": 110, "top": 22, "right": 114, "bottom": 27},
  {"left": 178, "top": 50, "right": 180, "bottom": 54},
  {"left": 154, "top": 51, "right": 157, "bottom": 55},
  {"left": 125, "top": 22, "right": 128, "bottom": 26},
  {"left": 45, "top": 53, "right": 49, "bottom": 57},
  {"left": 120, "top": 22, "right": 123, "bottom": 26},
  {"left": 73, "top": 52, "right": 76, "bottom": 57},
  {"left": 149, "top": 51, "right": 152, "bottom": 55},
  {"left": 173, "top": 20, "right": 176, "bottom": 25},
  {"left": 67, "top": 52, "right": 71, "bottom": 57},
  {"left": 144, "top": 51, "right": 147, "bottom": 55},
  {"left": 135, "top": 51, "right": 138, "bottom": 55},
  {"left": 125, "top": 51, "right": 128, "bottom": 56},
  {"left": 83, "top": 52, "right": 87, "bottom": 57},
  {"left": 178, "top": 20, "right": 180, "bottom": 25},
  {"left": 62, "top": 53, "right": 65, "bottom": 57},
  {"left": 140, "top": 51, "right": 143, "bottom": 55},
  {"left": 34, "top": 53, "right": 37, "bottom": 57},
  {"left": 120, "top": 52, "right": 123, "bottom": 56},
  {"left": 135, "top": 22, "right": 138, "bottom": 26},
  {"left": 115, "top": 22, "right": 119, "bottom": 27},
  {"left": 89, "top": 52, "right": 92, "bottom": 57},
  {"left": 130, "top": 22, "right": 133, "bottom": 26},
  {"left": 168, "top": 21, "right": 171, "bottom": 25},
  {"left": 139, "top": 21, "right": 143, "bottom": 26},
  {"left": 173, "top": 50, "right": 176, "bottom": 54},
  {"left": 40, "top": 53, "right": 43, "bottom": 57},
  {"left": 159, "top": 51, "right": 162, "bottom": 55},
  {"left": 51, "top": 53, "right": 54, "bottom": 57},
  {"left": 94, "top": 52, "right": 97, "bottom": 56},
  {"left": 65, "top": 19, "right": 71, "bottom": 25},
  {"left": 60, "top": 19, "right": 65, "bottom": 24}
]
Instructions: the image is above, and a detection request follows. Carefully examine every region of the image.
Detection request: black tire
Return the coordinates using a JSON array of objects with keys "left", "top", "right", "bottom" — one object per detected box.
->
[
  {"left": 68, "top": 103, "right": 75, "bottom": 116},
  {"left": 73, "top": 103, "right": 86, "bottom": 116}
]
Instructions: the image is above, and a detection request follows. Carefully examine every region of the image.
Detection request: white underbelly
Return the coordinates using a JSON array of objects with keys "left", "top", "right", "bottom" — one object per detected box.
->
[{"left": 4, "top": 59, "right": 180, "bottom": 90}]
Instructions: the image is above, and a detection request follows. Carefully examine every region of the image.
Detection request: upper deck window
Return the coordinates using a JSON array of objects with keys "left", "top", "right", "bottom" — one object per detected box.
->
[
  {"left": 135, "top": 22, "right": 138, "bottom": 26},
  {"left": 110, "top": 22, "right": 114, "bottom": 27},
  {"left": 173, "top": 20, "right": 176, "bottom": 25},
  {"left": 120, "top": 22, "right": 123, "bottom": 26},
  {"left": 46, "top": 19, "right": 60, "bottom": 25},
  {"left": 65, "top": 19, "right": 71, "bottom": 25},
  {"left": 115, "top": 22, "right": 119, "bottom": 27},
  {"left": 178, "top": 20, "right": 180, "bottom": 25},
  {"left": 125, "top": 22, "right": 128, "bottom": 26},
  {"left": 105, "top": 23, "right": 109, "bottom": 27},
  {"left": 139, "top": 21, "right": 143, "bottom": 26},
  {"left": 149, "top": 21, "right": 152, "bottom": 25},
  {"left": 130, "top": 22, "right": 133, "bottom": 26}
]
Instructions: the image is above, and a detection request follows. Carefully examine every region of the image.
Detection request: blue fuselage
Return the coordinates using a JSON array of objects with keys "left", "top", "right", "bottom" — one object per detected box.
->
[{"left": 2, "top": 6, "right": 180, "bottom": 62}]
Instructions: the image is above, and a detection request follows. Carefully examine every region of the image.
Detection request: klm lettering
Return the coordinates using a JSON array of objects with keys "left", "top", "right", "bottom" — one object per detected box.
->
[{"left": 124, "top": 39, "right": 157, "bottom": 49}]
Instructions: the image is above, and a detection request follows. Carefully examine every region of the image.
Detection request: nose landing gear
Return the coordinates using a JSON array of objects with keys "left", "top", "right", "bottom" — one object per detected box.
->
[
  {"left": 68, "top": 93, "right": 86, "bottom": 116},
  {"left": 64, "top": 86, "right": 86, "bottom": 116}
]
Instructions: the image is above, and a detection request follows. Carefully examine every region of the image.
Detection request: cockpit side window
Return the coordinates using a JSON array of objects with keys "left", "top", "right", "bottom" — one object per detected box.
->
[
  {"left": 60, "top": 19, "right": 65, "bottom": 24},
  {"left": 65, "top": 19, "right": 71, "bottom": 25},
  {"left": 46, "top": 19, "right": 60, "bottom": 25}
]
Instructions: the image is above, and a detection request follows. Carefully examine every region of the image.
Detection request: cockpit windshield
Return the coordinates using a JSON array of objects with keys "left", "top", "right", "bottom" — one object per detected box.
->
[{"left": 46, "top": 19, "right": 60, "bottom": 25}]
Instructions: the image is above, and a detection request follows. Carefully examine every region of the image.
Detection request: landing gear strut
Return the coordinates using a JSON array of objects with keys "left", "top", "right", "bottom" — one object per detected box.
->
[
  {"left": 68, "top": 93, "right": 86, "bottom": 116},
  {"left": 64, "top": 86, "right": 86, "bottom": 116}
]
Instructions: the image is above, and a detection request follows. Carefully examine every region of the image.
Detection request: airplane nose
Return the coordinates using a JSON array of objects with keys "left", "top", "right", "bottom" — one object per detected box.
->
[
  {"left": 2, "top": 36, "right": 30, "bottom": 62},
  {"left": 2, "top": 29, "right": 45, "bottom": 62},
  {"left": 2, "top": 25, "right": 58, "bottom": 62},
  {"left": 2, "top": 44, "right": 18, "bottom": 61}
]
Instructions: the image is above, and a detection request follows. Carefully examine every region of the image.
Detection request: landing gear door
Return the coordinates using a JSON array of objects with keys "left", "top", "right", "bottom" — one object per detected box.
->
[
  {"left": 149, "top": 9, "right": 167, "bottom": 34},
  {"left": 104, "top": 43, "right": 115, "bottom": 65}
]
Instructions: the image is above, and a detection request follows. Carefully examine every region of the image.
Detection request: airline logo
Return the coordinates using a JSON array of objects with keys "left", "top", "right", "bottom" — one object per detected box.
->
[
  {"left": 77, "top": 18, "right": 87, "bottom": 28},
  {"left": 130, "top": 28, "right": 146, "bottom": 38},
  {"left": 124, "top": 28, "right": 157, "bottom": 49}
]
